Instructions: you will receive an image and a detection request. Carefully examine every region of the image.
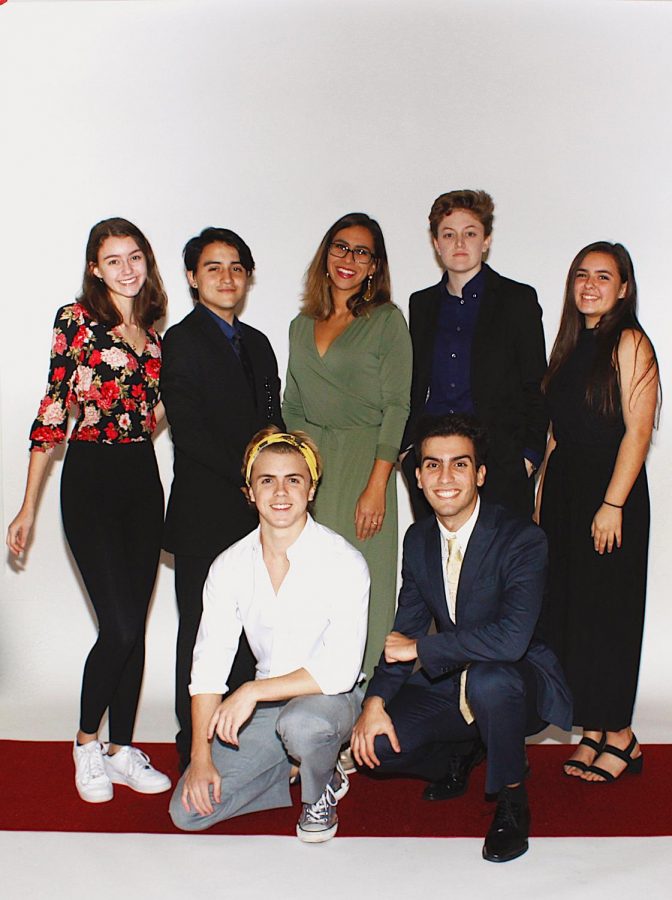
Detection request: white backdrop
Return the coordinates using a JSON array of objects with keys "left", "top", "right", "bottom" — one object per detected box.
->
[{"left": 1, "top": 0, "right": 670, "bottom": 741}]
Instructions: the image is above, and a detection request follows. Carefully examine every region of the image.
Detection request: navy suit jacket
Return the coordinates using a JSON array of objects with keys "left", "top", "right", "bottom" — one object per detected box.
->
[
  {"left": 161, "top": 303, "right": 283, "bottom": 557},
  {"left": 366, "top": 501, "right": 572, "bottom": 730}
]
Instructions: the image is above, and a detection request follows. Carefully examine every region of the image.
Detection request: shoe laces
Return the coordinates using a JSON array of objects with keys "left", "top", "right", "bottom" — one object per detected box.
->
[
  {"left": 331, "top": 762, "right": 346, "bottom": 792},
  {"left": 81, "top": 743, "right": 106, "bottom": 781},
  {"left": 124, "top": 746, "right": 152, "bottom": 774},
  {"left": 492, "top": 791, "right": 521, "bottom": 832},
  {"left": 129, "top": 747, "right": 151, "bottom": 771},
  {"left": 303, "top": 784, "right": 337, "bottom": 825}
]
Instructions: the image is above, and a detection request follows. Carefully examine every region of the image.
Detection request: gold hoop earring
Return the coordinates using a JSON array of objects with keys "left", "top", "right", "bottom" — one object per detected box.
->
[{"left": 363, "top": 275, "right": 374, "bottom": 302}]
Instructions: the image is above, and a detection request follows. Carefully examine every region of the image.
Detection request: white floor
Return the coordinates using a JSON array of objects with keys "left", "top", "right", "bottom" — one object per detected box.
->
[
  {"left": 2, "top": 833, "right": 671, "bottom": 900},
  {"left": 3, "top": 703, "right": 671, "bottom": 899}
]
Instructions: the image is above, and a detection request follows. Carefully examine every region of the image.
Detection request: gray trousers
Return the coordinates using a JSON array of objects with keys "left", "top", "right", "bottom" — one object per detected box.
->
[{"left": 170, "top": 688, "right": 362, "bottom": 831}]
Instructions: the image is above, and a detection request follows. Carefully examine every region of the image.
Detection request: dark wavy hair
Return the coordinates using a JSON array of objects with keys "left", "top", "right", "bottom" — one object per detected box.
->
[
  {"left": 543, "top": 241, "right": 658, "bottom": 418},
  {"left": 183, "top": 227, "right": 255, "bottom": 302},
  {"left": 413, "top": 413, "right": 488, "bottom": 470},
  {"left": 79, "top": 218, "right": 167, "bottom": 329},
  {"left": 301, "top": 212, "right": 391, "bottom": 320}
]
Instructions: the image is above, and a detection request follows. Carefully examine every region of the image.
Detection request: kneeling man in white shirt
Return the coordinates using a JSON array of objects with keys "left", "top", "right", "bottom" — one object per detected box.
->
[{"left": 169, "top": 427, "right": 370, "bottom": 842}]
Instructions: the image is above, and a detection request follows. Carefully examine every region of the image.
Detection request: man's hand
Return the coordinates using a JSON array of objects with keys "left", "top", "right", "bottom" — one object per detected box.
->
[
  {"left": 208, "top": 682, "right": 258, "bottom": 747},
  {"left": 351, "top": 697, "right": 400, "bottom": 768},
  {"left": 181, "top": 756, "right": 221, "bottom": 816},
  {"left": 384, "top": 631, "right": 418, "bottom": 664}
]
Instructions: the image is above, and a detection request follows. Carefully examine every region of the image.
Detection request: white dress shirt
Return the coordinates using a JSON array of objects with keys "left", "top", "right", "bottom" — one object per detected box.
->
[
  {"left": 437, "top": 497, "right": 480, "bottom": 622},
  {"left": 190, "top": 514, "right": 370, "bottom": 697}
]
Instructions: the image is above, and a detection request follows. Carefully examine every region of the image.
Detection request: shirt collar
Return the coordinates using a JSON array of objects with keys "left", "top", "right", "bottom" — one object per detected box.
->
[
  {"left": 441, "top": 266, "right": 486, "bottom": 301},
  {"left": 437, "top": 496, "right": 480, "bottom": 553},
  {"left": 251, "top": 513, "right": 315, "bottom": 559},
  {"left": 202, "top": 304, "right": 240, "bottom": 340}
]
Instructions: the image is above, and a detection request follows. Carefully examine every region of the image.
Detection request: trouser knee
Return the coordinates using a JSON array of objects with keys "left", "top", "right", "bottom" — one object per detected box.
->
[
  {"left": 276, "top": 710, "right": 339, "bottom": 760},
  {"left": 169, "top": 786, "right": 211, "bottom": 832},
  {"left": 467, "top": 662, "right": 526, "bottom": 717}
]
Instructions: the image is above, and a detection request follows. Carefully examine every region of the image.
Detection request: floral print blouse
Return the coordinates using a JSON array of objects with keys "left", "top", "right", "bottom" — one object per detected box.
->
[{"left": 29, "top": 303, "right": 162, "bottom": 451}]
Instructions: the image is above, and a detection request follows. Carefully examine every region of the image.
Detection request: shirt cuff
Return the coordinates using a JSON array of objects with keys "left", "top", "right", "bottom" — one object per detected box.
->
[{"left": 375, "top": 442, "right": 401, "bottom": 464}]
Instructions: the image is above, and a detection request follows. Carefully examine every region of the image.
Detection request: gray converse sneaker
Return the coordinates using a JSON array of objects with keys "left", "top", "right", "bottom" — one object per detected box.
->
[
  {"left": 103, "top": 745, "right": 171, "bottom": 794},
  {"left": 297, "top": 783, "right": 339, "bottom": 842},
  {"left": 73, "top": 740, "right": 113, "bottom": 803}
]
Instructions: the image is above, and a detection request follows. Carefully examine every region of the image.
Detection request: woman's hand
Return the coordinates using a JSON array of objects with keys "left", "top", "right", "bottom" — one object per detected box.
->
[
  {"left": 355, "top": 482, "right": 386, "bottom": 540},
  {"left": 6, "top": 506, "right": 35, "bottom": 559},
  {"left": 591, "top": 503, "right": 622, "bottom": 554}
]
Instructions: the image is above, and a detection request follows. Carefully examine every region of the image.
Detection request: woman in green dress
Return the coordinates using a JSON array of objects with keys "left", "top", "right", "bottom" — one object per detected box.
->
[{"left": 283, "top": 213, "right": 412, "bottom": 678}]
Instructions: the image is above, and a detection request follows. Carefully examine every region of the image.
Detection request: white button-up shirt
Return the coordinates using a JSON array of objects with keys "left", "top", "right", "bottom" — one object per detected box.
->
[
  {"left": 437, "top": 497, "right": 480, "bottom": 622},
  {"left": 190, "top": 515, "right": 370, "bottom": 697}
]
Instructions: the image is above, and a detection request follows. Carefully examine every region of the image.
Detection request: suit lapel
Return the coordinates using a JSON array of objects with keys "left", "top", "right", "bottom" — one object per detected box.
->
[
  {"left": 456, "top": 502, "right": 498, "bottom": 621},
  {"left": 192, "top": 305, "right": 255, "bottom": 402},
  {"left": 416, "top": 284, "right": 442, "bottom": 391},
  {"left": 473, "top": 265, "right": 499, "bottom": 345}
]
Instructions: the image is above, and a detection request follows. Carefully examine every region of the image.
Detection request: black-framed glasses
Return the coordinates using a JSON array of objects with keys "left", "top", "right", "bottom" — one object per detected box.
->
[{"left": 328, "top": 241, "right": 375, "bottom": 265}]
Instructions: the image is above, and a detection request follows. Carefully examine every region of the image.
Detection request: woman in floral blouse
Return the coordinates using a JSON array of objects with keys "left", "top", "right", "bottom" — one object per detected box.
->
[{"left": 7, "top": 218, "right": 172, "bottom": 803}]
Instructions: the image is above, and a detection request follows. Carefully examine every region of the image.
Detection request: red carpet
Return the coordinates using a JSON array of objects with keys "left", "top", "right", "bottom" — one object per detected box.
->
[{"left": 1, "top": 741, "right": 671, "bottom": 837}]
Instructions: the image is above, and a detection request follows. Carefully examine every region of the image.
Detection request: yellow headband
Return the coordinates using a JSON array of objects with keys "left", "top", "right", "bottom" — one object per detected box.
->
[{"left": 245, "top": 433, "right": 320, "bottom": 487}]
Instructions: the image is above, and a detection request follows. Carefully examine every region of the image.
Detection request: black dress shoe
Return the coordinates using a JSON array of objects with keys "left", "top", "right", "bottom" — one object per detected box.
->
[
  {"left": 422, "top": 740, "right": 486, "bottom": 801},
  {"left": 482, "top": 785, "right": 530, "bottom": 863}
]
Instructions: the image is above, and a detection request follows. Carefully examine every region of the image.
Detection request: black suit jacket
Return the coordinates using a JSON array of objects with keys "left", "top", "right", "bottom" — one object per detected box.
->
[
  {"left": 366, "top": 502, "right": 572, "bottom": 730},
  {"left": 403, "top": 264, "right": 548, "bottom": 517},
  {"left": 161, "top": 304, "right": 283, "bottom": 557}
]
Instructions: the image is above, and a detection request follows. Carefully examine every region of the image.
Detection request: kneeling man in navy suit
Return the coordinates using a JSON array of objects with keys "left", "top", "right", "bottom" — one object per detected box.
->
[{"left": 352, "top": 413, "right": 571, "bottom": 862}]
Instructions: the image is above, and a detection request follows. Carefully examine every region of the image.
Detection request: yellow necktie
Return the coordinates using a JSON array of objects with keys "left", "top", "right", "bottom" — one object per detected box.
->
[{"left": 446, "top": 535, "right": 474, "bottom": 724}]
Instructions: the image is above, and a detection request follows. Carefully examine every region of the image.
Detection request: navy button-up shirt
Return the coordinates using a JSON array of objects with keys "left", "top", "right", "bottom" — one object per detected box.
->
[
  {"left": 203, "top": 306, "right": 243, "bottom": 355},
  {"left": 425, "top": 268, "right": 485, "bottom": 416}
]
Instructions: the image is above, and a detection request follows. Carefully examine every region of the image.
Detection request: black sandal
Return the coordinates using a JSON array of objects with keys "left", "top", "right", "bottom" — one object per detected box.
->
[
  {"left": 563, "top": 732, "right": 606, "bottom": 776},
  {"left": 584, "top": 734, "right": 643, "bottom": 783}
]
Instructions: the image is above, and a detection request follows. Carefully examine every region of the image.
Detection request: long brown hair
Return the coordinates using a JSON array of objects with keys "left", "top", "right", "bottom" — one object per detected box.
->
[
  {"left": 301, "top": 212, "right": 391, "bottom": 320},
  {"left": 79, "top": 218, "right": 168, "bottom": 329},
  {"left": 543, "top": 241, "right": 657, "bottom": 418}
]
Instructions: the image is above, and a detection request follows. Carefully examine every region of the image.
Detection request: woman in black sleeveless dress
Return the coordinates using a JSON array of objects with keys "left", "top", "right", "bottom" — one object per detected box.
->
[{"left": 535, "top": 242, "right": 658, "bottom": 782}]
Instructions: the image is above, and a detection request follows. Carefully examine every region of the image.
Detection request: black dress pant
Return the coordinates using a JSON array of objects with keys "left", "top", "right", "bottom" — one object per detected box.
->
[
  {"left": 61, "top": 441, "right": 164, "bottom": 746},
  {"left": 369, "top": 660, "right": 544, "bottom": 795},
  {"left": 174, "top": 554, "right": 256, "bottom": 768}
]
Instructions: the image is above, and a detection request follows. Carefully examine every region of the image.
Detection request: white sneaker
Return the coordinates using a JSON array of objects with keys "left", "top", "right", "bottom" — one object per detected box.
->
[
  {"left": 73, "top": 740, "right": 113, "bottom": 803},
  {"left": 103, "top": 745, "right": 171, "bottom": 794}
]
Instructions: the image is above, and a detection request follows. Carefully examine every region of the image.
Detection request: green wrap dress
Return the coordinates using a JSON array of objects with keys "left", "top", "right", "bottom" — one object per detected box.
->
[{"left": 283, "top": 303, "right": 412, "bottom": 678}]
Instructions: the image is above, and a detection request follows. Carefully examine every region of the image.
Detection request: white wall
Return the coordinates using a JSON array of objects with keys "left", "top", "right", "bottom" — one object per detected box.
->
[{"left": 1, "top": 0, "right": 670, "bottom": 741}]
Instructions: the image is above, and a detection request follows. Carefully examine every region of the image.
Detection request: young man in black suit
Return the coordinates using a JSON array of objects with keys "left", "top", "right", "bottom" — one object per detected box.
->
[
  {"left": 401, "top": 190, "right": 548, "bottom": 520},
  {"left": 352, "top": 414, "right": 571, "bottom": 862},
  {"left": 161, "top": 228, "right": 283, "bottom": 771}
]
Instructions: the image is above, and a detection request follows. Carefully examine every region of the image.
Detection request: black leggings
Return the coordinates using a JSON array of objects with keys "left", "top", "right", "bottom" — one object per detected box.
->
[{"left": 61, "top": 441, "right": 164, "bottom": 745}]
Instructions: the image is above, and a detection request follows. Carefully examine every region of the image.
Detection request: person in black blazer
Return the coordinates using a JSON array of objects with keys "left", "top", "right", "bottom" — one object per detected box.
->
[
  {"left": 352, "top": 414, "right": 571, "bottom": 863},
  {"left": 401, "top": 190, "right": 548, "bottom": 520},
  {"left": 161, "top": 227, "right": 283, "bottom": 770}
]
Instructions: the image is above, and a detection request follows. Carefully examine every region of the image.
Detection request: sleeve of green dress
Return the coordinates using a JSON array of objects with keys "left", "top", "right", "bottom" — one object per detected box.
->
[
  {"left": 375, "top": 306, "right": 413, "bottom": 464},
  {"left": 282, "top": 317, "right": 309, "bottom": 432}
]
